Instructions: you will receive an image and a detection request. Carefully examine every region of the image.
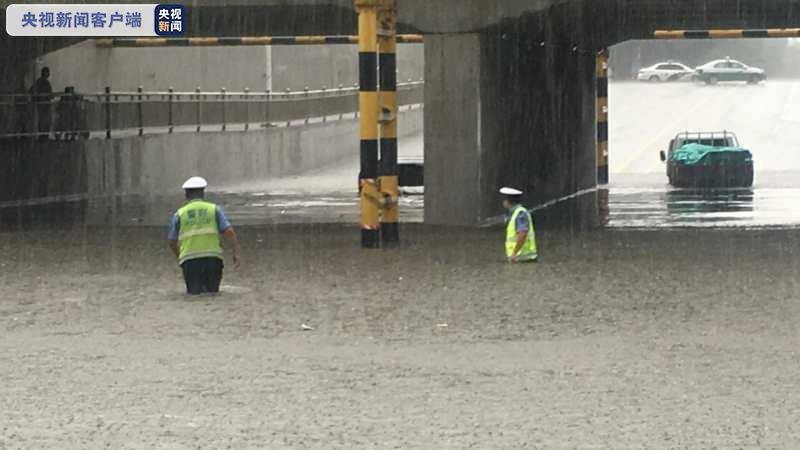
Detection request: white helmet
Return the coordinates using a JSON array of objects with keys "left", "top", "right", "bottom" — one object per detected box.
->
[
  {"left": 182, "top": 176, "right": 208, "bottom": 190},
  {"left": 499, "top": 187, "right": 523, "bottom": 196}
]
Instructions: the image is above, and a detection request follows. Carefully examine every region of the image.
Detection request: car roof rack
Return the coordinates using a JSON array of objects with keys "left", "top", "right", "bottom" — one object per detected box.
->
[
  {"left": 675, "top": 130, "right": 740, "bottom": 145},
  {"left": 677, "top": 130, "right": 737, "bottom": 137}
]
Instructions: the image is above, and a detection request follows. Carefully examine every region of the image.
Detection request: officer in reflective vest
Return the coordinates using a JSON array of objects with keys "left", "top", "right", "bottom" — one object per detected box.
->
[
  {"left": 168, "top": 176, "right": 241, "bottom": 295},
  {"left": 500, "top": 187, "right": 538, "bottom": 263}
]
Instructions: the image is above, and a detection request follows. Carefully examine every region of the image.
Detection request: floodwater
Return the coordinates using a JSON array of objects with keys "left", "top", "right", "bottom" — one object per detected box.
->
[
  {"left": 5, "top": 78, "right": 800, "bottom": 449},
  {"left": 606, "top": 172, "right": 800, "bottom": 228},
  {"left": 4, "top": 223, "right": 800, "bottom": 447}
]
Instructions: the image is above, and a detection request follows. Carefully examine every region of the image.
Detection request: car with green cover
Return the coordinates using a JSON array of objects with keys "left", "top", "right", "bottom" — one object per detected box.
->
[{"left": 659, "top": 131, "right": 754, "bottom": 188}]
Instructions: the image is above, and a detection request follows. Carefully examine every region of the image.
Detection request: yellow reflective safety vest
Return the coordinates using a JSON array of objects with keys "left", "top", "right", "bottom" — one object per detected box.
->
[
  {"left": 505, "top": 205, "right": 538, "bottom": 261},
  {"left": 177, "top": 200, "right": 223, "bottom": 265}
]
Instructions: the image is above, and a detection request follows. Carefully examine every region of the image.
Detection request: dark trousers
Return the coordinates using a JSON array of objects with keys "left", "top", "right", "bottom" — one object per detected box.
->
[{"left": 181, "top": 257, "right": 223, "bottom": 295}]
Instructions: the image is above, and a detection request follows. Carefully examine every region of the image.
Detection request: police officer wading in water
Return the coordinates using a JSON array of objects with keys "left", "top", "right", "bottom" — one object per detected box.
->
[
  {"left": 168, "top": 177, "right": 242, "bottom": 295},
  {"left": 501, "top": 187, "right": 538, "bottom": 263}
]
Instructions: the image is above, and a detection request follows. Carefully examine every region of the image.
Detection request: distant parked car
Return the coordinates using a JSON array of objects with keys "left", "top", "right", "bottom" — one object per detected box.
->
[
  {"left": 694, "top": 58, "right": 766, "bottom": 85},
  {"left": 636, "top": 61, "right": 695, "bottom": 82},
  {"left": 659, "top": 131, "right": 754, "bottom": 188}
]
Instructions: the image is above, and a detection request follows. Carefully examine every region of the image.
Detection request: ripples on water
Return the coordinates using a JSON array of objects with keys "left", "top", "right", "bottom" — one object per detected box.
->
[
  {"left": 2, "top": 173, "right": 800, "bottom": 229},
  {"left": 0, "top": 191, "right": 425, "bottom": 228},
  {"left": 606, "top": 172, "right": 800, "bottom": 228}
]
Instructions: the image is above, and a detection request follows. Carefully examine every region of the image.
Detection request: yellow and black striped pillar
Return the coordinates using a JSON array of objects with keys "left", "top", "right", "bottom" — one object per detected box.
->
[
  {"left": 356, "top": 0, "right": 382, "bottom": 248},
  {"left": 378, "top": 1, "right": 399, "bottom": 244},
  {"left": 596, "top": 49, "right": 609, "bottom": 185}
]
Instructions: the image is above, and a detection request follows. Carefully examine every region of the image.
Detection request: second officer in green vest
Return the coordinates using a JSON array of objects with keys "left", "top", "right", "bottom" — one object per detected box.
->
[
  {"left": 500, "top": 187, "right": 538, "bottom": 263},
  {"left": 168, "top": 176, "right": 241, "bottom": 295}
]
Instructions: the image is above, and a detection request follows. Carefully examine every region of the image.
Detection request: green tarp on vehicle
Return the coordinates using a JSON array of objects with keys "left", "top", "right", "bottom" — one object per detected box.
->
[{"left": 670, "top": 143, "right": 753, "bottom": 166}]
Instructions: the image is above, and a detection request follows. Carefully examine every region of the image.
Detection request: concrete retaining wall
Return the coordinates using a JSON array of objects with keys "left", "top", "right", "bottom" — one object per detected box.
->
[
  {"left": 37, "top": 41, "right": 424, "bottom": 94},
  {"left": 86, "top": 107, "right": 422, "bottom": 197},
  {"left": 0, "top": 139, "right": 87, "bottom": 202}
]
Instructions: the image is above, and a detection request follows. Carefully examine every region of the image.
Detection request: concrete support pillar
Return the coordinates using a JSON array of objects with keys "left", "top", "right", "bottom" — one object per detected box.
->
[
  {"left": 423, "top": 34, "right": 484, "bottom": 225},
  {"left": 424, "top": 31, "right": 599, "bottom": 227}
]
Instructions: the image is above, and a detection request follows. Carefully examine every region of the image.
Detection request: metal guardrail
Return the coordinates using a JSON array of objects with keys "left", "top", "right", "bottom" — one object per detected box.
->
[{"left": 0, "top": 81, "right": 424, "bottom": 140}]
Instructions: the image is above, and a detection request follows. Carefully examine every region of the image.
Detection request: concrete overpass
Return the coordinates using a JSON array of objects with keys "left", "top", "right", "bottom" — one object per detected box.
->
[
  {"left": 2, "top": 0, "right": 800, "bottom": 226},
  {"left": 412, "top": 0, "right": 800, "bottom": 225}
]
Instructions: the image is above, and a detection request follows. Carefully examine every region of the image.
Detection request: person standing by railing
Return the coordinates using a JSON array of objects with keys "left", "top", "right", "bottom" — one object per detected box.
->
[
  {"left": 30, "top": 67, "right": 53, "bottom": 140},
  {"left": 55, "top": 86, "right": 81, "bottom": 140}
]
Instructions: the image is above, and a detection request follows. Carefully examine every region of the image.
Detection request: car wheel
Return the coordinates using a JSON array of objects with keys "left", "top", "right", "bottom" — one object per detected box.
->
[
  {"left": 747, "top": 74, "right": 760, "bottom": 84},
  {"left": 708, "top": 75, "right": 719, "bottom": 85},
  {"left": 649, "top": 75, "right": 660, "bottom": 82}
]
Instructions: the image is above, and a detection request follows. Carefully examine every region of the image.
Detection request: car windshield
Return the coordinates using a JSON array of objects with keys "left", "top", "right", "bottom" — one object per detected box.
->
[{"left": 680, "top": 138, "right": 732, "bottom": 147}]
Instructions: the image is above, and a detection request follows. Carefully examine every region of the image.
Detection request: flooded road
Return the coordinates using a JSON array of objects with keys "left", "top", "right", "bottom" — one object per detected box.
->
[
  {"left": 606, "top": 79, "right": 800, "bottom": 228},
  {"left": 4, "top": 79, "right": 800, "bottom": 449},
  {"left": 4, "top": 224, "right": 800, "bottom": 447},
  {"left": 6, "top": 180, "right": 800, "bottom": 230},
  {"left": 606, "top": 172, "right": 800, "bottom": 228},
  {"left": 3, "top": 80, "right": 800, "bottom": 229}
]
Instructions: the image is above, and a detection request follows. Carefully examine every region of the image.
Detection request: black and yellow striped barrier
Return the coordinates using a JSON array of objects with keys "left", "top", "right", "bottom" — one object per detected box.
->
[
  {"left": 378, "top": 2, "right": 399, "bottom": 244},
  {"left": 95, "top": 34, "right": 423, "bottom": 47},
  {"left": 596, "top": 49, "right": 609, "bottom": 185},
  {"left": 356, "top": 0, "right": 382, "bottom": 248},
  {"left": 654, "top": 28, "right": 800, "bottom": 39}
]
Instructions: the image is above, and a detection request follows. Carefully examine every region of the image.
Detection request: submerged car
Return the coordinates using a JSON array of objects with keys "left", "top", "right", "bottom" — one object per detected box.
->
[
  {"left": 636, "top": 61, "right": 695, "bottom": 82},
  {"left": 659, "top": 131, "right": 754, "bottom": 188},
  {"left": 694, "top": 58, "right": 766, "bottom": 85}
]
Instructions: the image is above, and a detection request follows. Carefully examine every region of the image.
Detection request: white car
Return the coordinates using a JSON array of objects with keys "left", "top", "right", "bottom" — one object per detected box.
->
[
  {"left": 694, "top": 58, "right": 766, "bottom": 85},
  {"left": 636, "top": 62, "right": 695, "bottom": 82}
]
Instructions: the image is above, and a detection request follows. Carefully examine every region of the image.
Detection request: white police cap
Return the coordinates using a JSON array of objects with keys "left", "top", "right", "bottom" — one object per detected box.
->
[
  {"left": 182, "top": 176, "right": 208, "bottom": 190},
  {"left": 500, "top": 187, "right": 523, "bottom": 196}
]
